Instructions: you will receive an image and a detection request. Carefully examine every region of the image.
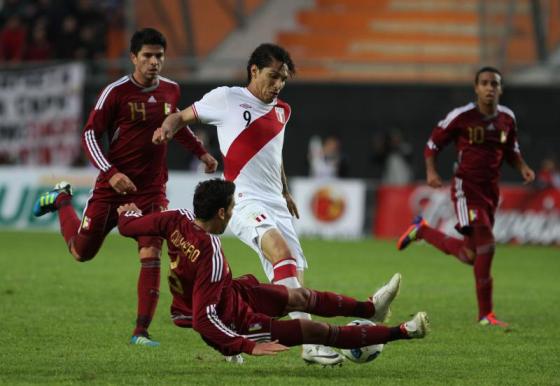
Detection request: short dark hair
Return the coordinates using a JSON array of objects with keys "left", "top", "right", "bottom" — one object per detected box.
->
[
  {"left": 130, "top": 28, "right": 167, "bottom": 55},
  {"left": 475, "top": 66, "right": 502, "bottom": 84},
  {"left": 193, "top": 179, "right": 235, "bottom": 221},
  {"left": 246, "top": 43, "right": 296, "bottom": 83}
]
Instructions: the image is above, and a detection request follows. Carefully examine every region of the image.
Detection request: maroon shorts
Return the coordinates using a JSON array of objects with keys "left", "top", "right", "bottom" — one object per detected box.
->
[
  {"left": 451, "top": 176, "right": 497, "bottom": 233},
  {"left": 171, "top": 274, "right": 289, "bottom": 339},
  {"left": 231, "top": 274, "right": 289, "bottom": 339},
  {"left": 79, "top": 185, "right": 169, "bottom": 250}
]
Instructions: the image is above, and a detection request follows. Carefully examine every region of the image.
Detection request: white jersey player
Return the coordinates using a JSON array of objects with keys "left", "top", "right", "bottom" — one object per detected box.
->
[{"left": 153, "top": 43, "right": 344, "bottom": 366}]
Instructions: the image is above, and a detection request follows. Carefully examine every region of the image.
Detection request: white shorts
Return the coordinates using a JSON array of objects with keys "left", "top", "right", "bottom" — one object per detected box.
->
[{"left": 228, "top": 198, "right": 307, "bottom": 282}]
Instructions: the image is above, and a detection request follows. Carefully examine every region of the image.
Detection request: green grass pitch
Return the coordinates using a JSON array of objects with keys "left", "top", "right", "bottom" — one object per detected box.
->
[{"left": 1, "top": 231, "right": 559, "bottom": 385}]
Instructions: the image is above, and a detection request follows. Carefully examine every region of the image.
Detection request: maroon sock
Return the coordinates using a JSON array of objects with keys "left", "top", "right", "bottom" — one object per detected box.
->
[
  {"left": 271, "top": 319, "right": 304, "bottom": 346},
  {"left": 55, "top": 194, "right": 79, "bottom": 245},
  {"left": 306, "top": 289, "right": 374, "bottom": 318},
  {"left": 326, "top": 324, "right": 407, "bottom": 348},
  {"left": 473, "top": 228, "right": 495, "bottom": 319},
  {"left": 475, "top": 276, "right": 493, "bottom": 319},
  {"left": 474, "top": 250, "right": 494, "bottom": 319},
  {"left": 419, "top": 225, "right": 473, "bottom": 265},
  {"left": 134, "top": 257, "right": 160, "bottom": 336},
  {"left": 270, "top": 319, "right": 405, "bottom": 348}
]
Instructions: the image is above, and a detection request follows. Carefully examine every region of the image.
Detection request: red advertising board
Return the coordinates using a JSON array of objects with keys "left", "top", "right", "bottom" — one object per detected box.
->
[{"left": 374, "top": 185, "right": 560, "bottom": 245}]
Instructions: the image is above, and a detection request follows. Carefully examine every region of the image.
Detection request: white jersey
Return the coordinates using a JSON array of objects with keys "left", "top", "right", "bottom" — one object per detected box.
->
[{"left": 192, "top": 86, "right": 291, "bottom": 205}]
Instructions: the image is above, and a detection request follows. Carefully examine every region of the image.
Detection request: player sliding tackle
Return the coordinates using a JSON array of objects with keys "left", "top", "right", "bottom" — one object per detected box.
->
[
  {"left": 117, "top": 179, "right": 429, "bottom": 359},
  {"left": 153, "top": 43, "right": 348, "bottom": 365}
]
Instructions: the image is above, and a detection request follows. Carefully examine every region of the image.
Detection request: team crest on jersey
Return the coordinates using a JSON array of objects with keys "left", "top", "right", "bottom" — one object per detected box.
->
[
  {"left": 248, "top": 323, "right": 262, "bottom": 332},
  {"left": 500, "top": 130, "right": 507, "bottom": 143},
  {"left": 469, "top": 209, "right": 478, "bottom": 222},
  {"left": 164, "top": 103, "right": 172, "bottom": 115},
  {"left": 274, "top": 107, "right": 285, "bottom": 123},
  {"left": 81, "top": 216, "right": 91, "bottom": 230}
]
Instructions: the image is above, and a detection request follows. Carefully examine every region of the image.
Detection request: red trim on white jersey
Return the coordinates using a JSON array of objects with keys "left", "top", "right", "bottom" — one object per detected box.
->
[{"left": 223, "top": 102, "right": 288, "bottom": 181}]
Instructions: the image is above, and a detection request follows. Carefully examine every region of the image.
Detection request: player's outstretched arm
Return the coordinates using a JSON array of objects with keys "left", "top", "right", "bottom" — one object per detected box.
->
[
  {"left": 154, "top": 106, "right": 198, "bottom": 144},
  {"left": 251, "top": 341, "right": 289, "bottom": 356}
]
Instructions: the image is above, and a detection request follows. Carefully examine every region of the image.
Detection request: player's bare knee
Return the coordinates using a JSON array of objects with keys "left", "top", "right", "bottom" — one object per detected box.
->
[{"left": 261, "top": 229, "right": 293, "bottom": 263}]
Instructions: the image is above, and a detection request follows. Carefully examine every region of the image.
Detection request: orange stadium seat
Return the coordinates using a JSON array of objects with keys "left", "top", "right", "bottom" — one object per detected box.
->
[
  {"left": 276, "top": 0, "right": 550, "bottom": 82},
  {"left": 133, "top": 0, "right": 263, "bottom": 60}
]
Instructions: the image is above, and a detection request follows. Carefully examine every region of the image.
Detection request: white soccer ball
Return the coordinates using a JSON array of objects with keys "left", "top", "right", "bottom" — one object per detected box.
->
[{"left": 340, "top": 319, "right": 384, "bottom": 363}]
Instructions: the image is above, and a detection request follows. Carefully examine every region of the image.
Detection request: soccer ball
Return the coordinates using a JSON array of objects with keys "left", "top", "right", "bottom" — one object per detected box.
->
[{"left": 340, "top": 319, "right": 384, "bottom": 363}]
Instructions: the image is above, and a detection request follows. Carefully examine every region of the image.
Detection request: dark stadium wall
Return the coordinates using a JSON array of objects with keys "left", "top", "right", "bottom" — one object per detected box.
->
[{"left": 83, "top": 82, "right": 560, "bottom": 181}]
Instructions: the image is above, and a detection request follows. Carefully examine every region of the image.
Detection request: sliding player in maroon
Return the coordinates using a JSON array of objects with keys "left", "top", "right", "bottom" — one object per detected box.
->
[
  {"left": 32, "top": 28, "right": 218, "bottom": 346},
  {"left": 117, "top": 178, "right": 429, "bottom": 359},
  {"left": 397, "top": 67, "right": 535, "bottom": 326},
  {"left": 154, "top": 43, "right": 346, "bottom": 365}
]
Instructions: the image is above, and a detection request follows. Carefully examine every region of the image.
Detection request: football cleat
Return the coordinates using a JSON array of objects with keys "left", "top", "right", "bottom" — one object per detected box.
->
[
  {"left": 479, "top": 312, "right": 509, "bottom": 328},
  {"left": 397, "top": 216, "right": 428, "bottom": 251},
  {"left": 130, "top": 334, "right": 160, "bottom": 347},
  {"left": 224, "top": 354, "right": 244, "bottom": 364},
  {"left": 301, "top": 345, "right": 344, "bottom": 366},
  {"left": 371, "top": 273, "right": 401, "bottom": 323},
  {"left": 401, "top": 312, "right": 430, "bottom": 339},
  {"left": 32, "top": 181, "right": 73, "bottom": 217}
]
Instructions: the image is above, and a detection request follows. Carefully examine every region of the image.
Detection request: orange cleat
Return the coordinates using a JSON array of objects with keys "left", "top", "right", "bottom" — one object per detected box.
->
[
  {"left": 479, "top": 312, "right": 509, "bottom": 328},
  {"left": 396, "top": 216, "right": 428, "bottom": 251}
]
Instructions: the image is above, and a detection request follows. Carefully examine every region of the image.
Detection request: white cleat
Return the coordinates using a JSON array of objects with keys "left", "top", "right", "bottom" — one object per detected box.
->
[
  {"left": 371, "top": 273, "right": 401, "bottom": 323},
  {"left": 224, "top": 354, "right": 244, "bottom": 364},
  {"left": 301, "top": 345, "right": 344, "bottom": 366},
  {"left": 401, "top": 312, "right": 430, "bottom": 339}
]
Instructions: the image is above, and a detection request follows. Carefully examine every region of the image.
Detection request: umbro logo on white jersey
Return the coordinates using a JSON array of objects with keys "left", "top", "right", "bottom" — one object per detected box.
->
[
  {"left": 240, "top": 103, "right": 252, "bottom": 109},
  {"left": 275, "top": 107, "right": 285, "bottom": 123},
  {"left": 148, "top": 95, "right": 157, "bottom": 103}
]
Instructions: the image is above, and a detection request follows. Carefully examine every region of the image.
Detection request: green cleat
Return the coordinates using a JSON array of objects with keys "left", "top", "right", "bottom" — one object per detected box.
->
[
  {"left": 130, "top": 334, "right": 160, "bottom": 347},
  {"left": 32, "top": 181, "right": 72, "bottom": 217}
]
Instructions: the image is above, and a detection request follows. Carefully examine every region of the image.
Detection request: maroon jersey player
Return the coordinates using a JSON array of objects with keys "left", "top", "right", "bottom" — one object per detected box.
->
[
  {"left": 397, "top": 67, "right": 535, "bottom": 327},
  {"left": 33, "top": 28, "right": 218, "bottom": 346},
  {"left": 117, "top": 178, "right": 429, "bottom": 358}
]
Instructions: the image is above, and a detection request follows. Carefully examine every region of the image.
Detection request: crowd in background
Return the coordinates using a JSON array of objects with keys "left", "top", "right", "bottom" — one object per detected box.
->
[{"left": 0, "top": 0, "right": 123, "bottom": 63}]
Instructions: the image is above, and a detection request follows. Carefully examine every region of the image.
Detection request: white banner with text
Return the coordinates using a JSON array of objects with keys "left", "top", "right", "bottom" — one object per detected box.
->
[{"left": 0, "top": 63, "right": 85, "bottom": 165}]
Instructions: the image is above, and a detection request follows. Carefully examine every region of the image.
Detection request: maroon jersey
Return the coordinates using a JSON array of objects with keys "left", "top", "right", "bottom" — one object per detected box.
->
[
  {"left": 82, "top": 75, "right": 206, "bottom": 192},
  {"left": 424, "top": 102, "right": 522, "bottom": 186},
  {"left": 117, "top": 208, "right": 257, "bottom": 356}
]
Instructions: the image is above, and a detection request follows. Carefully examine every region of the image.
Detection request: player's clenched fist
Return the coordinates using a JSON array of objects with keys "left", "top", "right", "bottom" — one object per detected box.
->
[{"left": 109, "top": 172, "right": 138, "bottom": 195}]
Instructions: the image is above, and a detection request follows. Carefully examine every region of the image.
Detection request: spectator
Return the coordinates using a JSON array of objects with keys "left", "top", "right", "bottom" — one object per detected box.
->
[
  {"left": 0, "top": 14, "right": 27, "bottom": 62},
  {"left": 536, "top": 157, "right": 560, "bottom": 189},
  {"left": 372, "top": 129, "right": 413, "bottom": 185},
  {"left": 24, "top": 20, "right": 52, "bottom": 61},
  {"left": 0, "top": 0, "right": 112, "bottom": 63},
  {"left": 308, "top": 135, "right": 349, "bottom": 178},
  {"left": 55, "top": 15, "right": 81, "bottom": 59}
]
